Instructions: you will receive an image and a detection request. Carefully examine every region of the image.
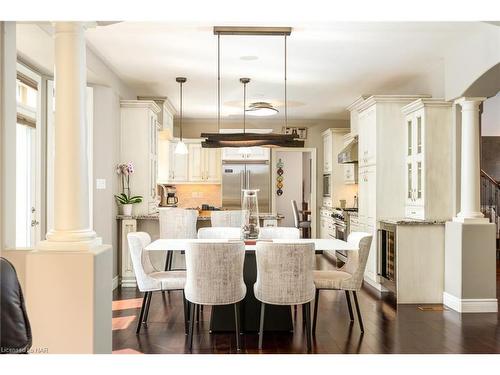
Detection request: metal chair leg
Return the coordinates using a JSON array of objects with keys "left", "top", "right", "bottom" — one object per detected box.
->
[
  {"left": 196, "top": 304, "right": 200, "bottom": 323},
  {"left": 143, "top": 292, "right": 152, "bottom": 326},
  {"left": 352, "top": 291, "right": 364, "bottom": 333},
  {"left": 345, "top": 290, "right": 354, "bottom": 321},
  {"left": 304, "top": 302, "right": 312, "bottom": 352},
  {"left": 234, "top": 303, "right": 241, "bottom": 351},
  {"left": 258, "top": 303, "right": 265, "bottom": 349},
  {"left": 183, "top": 291, "right": 189, "bottom": 335},
  {"left": 164, "top": 251, "right": 171, "bottom": 271},
  {"left": 188, "top": 302, "right": 196, "bottom": 350},
  {"left": 312, "top": 289, "right": 319, "bottom": 334},
  {"left": 136, "top": 292, "right": 148, "bottom": 334},
  {"left": 168, "top": 250, "right": 173, "bottom": 270}
]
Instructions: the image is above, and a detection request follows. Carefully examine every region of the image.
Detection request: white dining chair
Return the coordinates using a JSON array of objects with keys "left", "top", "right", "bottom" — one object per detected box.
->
[
  {"left": 184, "top": 241, "right": 246, "bottom": 351},
  {"left": 197, "top": 227, "right": 242, "bottom": 239},
  {"left": 312, "top": 232, "right": 372, "bottom": 333},
  {"left": 159, "top": 207, "right": 198, "bottom": 270},
  {"left": 258, "top": 227, "right": 300, "bottom": 240},
  {"left": 254, "top": 242, "right": 316, "bottom": 352},
  {"left": 210, "top": 210, "right": 246, "bottom": 227},
  {"left": 127, "top": 232, "right": 188, "bottom": 334}
]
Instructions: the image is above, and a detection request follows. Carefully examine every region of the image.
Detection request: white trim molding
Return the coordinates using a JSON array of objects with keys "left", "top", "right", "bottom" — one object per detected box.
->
[
  {"left": 443, "top": 292, "right": 498, "bottom": 313},
  {"left": 112, "top": 276, "right": 119, "bottom": 291}
]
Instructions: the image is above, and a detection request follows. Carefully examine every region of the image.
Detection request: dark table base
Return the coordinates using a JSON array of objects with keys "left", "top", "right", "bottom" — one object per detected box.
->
[{"left": 210, "top": 252, "right": 294, "bottom": 333}]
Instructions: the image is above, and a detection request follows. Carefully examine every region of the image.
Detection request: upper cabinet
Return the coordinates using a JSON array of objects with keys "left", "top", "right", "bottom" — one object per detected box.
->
[
  {"left": 402, "top": 99, "right": 453, "bottom": 220},
  {"left": 137, "top": 96, "right": 176, "bottom": 140},
  {"left": 221, "top": 147, "right": 269, "bottom": 161},
  {"left": 120, "top": 100, "right": 161, "bottom": 215},
  {"left": 158, "top": 139, "right": 221, "bottom": 184},
  {"left": 322, "top": 131, "right": 332, "bottom": 173}
]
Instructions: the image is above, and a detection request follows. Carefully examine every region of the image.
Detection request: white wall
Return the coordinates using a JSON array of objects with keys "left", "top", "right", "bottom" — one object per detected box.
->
[
  {"left": 275, "top": 151, "right": 303, "bottom": 227},
  {"left": 482, "top": 92, "right": 500, "bottom": 136},
  {"left": 91, "top": 86, "right": 121, "bottom": 277}
]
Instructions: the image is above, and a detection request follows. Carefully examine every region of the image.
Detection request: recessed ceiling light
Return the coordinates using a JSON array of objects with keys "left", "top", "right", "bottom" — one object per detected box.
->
[{"left": 240, "top": 55, "right": 259, "bottom": 61}]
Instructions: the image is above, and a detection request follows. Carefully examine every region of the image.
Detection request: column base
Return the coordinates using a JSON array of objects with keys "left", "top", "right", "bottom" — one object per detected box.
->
[
  {"left": 25, "top": 244, "right": 112, "bottom": 353},
  {"left": 452, "top": 215, "right": 489, "bottom": 224},
  {"left": 37, "top": 236, "right": 102, "bottom": 251},
  {"left": 444, "top": 221, "right": 497, "bottom": 313}
]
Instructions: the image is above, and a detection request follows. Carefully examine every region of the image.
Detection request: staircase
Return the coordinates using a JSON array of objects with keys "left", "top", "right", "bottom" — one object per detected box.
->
[{"left": 480, "top": 169, "right": 500, "bottom": 254}]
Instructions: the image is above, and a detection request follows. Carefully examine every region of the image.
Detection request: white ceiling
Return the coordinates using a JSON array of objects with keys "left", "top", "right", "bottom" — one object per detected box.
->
[{"left": 18, "top": 22, "right": 484, "bottom": 120}]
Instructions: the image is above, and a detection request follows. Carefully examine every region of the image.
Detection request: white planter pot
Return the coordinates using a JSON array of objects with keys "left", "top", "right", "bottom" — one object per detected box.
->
[{"left": 121, "top": 204, "right": 133, "bottom": 216}]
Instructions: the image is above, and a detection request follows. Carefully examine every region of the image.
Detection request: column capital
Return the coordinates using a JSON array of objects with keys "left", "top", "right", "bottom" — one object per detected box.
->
[
  {"left": 52, "top": 22, "right": 96, "bottom": 34},
  {"left": 455, "top": 97, "right": 487, "bottom": 110}
]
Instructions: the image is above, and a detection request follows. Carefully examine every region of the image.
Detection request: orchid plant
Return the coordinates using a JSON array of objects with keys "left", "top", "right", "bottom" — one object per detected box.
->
[{"left": 114, "top": 162, "right": 143, "bottom": 205}]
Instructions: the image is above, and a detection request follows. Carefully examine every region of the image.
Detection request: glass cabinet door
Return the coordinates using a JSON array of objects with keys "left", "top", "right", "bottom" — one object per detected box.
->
[
  {"left": 407, "top": 119, "right": 412, "bottom": 156},
  {"left": 417, "top": 116, "right": 422, "bottom": 154},
  {"left": 417, "top": 161, "right": 422, "bottom": 200},
  {"left": 407, "top": 163, "right": 413, "bottom": 200}
]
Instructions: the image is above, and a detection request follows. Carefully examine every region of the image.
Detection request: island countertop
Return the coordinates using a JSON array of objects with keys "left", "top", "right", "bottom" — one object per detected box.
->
[
  {"left": 378, "top": 218, "right": 446, "bottom": 225},
  {"left": 116, "top": 213, "right": 284, "bottom": 221}
]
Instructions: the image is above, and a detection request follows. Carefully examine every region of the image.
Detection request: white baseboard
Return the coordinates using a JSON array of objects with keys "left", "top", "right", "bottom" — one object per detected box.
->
[
  {"left": 112, "top": 276, "right": 119, "bottom": 291},
  {"left": 443, "top": 292, "right": 498, "bottom": 313},
  {"left": 363, "top": 275, "right": 386, "bottom": 292}
]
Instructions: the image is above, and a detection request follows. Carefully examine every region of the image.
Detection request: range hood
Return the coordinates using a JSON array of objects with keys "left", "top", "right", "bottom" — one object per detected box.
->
[{"left": 338, "top": 136, "right": 358, "bottom": 164}]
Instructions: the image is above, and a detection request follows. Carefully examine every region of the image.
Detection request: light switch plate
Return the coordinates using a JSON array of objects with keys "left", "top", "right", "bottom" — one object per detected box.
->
[{"left": 96, "top": 178, "right": 106, "bottom": 190}]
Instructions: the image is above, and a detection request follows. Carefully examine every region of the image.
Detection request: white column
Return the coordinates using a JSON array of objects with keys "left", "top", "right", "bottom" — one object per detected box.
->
[
  {"left": 454, "top": 97, "right": 488, "bottom": 223},
  {"left": 39, "top": 22, "right": 100, "bottom": 250}
]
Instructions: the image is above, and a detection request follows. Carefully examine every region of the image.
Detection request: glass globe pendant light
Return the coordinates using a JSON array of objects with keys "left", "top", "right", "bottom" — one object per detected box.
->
[{"left": 175, "top": 77, "right": 188, "bottom": 154}]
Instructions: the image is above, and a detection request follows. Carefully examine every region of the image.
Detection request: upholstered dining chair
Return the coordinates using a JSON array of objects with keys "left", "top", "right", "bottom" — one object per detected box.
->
[
  {"left": 291, "top": 200, "right": 311, "bottom": 238},
  {"left": 159, "top": 207, "right": 198, "bottom": 271},
  {"left": 127, "top": 232, "right": 187, "bottom": 334},
  {"left": 197, "top": 227, "right": 242, "bottom": 240},
  {"left": 258, "top": 227, "right": 300, "bottom": 240},
  {"left": 254, "top": 242, "right": 316, "bottom": 352},
  {"left": 184, "top": 241, "right": 246, "bottom": 351},
  {"left": 312, "top": 232, "right": 372, "bottom": 334},
  {"left": 210, "top": 210, "right": 246, "bottom": 227}
]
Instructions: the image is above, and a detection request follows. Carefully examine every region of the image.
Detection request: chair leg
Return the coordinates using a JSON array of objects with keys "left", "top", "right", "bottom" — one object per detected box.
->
[
  {"left": 345, "top": 290, "right": 354, "bottom": 321},
  {"left": 168, "top": 250, "right": 174, "bottom": 270},
  {"left": 136, "top": 292, "right": 148, "bottom": 334},
  {"left": 188, "top": 302, "right": 196, "bottom": 350},
  {"left": 352, "top": 291, "right": 364, "bottom": 333},
  {"left": 312, "top": 289, "right": 319, "bottom": 335},
  {"left": 183, "top": 291, "right": 189, "bottom": 335},
  {"left": 164, "top": 251, "right": 171, "bottom": 271},
  {"left": 143, "top": 291, "right": 153, "bottom": 325},
  {"left": 304, "top": 302, "right": 312, "bottom": 352},
  {"left": 196, "top": 304, "right": 200, "bottom": 323},
  {"left": 234, "top": 303, "right": 241, "bottom": 351},
  {"left": 258, "top": 303, "right": 265, "bottom": 349}
]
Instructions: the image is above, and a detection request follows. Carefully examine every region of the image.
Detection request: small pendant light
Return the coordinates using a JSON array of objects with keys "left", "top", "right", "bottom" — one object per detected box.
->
[{"left": 175, "top": 77, "right": 188, "bottom": 154}]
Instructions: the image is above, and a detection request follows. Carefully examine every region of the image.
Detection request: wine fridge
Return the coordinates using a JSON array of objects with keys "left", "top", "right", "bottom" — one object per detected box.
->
[{"left": 377, "top": 222, "right": 396, "bottom": 293}]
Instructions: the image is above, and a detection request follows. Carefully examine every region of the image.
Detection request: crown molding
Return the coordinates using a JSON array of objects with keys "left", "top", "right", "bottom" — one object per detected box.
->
[
  {"left": 401, "top": 98, "right": 452, "bottom": 114},
  {"left": 357, "top": 94, "right": 432, "bottom": 112},
  {"left": 120, "top": 100, "right": 161, "bottom": 113}
]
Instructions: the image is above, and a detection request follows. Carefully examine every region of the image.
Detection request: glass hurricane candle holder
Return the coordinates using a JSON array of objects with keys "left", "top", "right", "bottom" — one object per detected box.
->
[{"left": 241, "top": 189, "right": 260, "bottom": 239}]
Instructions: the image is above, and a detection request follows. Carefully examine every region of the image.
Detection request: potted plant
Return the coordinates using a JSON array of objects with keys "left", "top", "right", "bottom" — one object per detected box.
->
[{"left": 115, "top": 162, "right": 143, "bottom": 216}]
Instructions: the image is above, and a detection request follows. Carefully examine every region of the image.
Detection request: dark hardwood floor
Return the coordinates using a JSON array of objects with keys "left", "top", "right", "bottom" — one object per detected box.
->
[{"left": 112, "top": 257, "right": 500, "bottom": 354}]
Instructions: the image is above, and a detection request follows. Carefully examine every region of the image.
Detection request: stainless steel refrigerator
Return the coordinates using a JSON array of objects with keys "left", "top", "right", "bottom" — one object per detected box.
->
[{"left": 222, "top": 161, "right": 271, "bottom": 213}]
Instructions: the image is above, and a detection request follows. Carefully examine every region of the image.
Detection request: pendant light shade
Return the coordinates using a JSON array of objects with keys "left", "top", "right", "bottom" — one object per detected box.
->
[{"left": 175, "top": 77, "right": 188, "bottom": 154}]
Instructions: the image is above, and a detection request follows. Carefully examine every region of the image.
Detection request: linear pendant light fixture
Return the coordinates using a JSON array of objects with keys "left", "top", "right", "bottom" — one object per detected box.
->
[
  {"left": 201, "top": 26, "right": 304, "bottom": 149},
  {"left": 175, "top": 77, "right": 188, "bottom": 154}
]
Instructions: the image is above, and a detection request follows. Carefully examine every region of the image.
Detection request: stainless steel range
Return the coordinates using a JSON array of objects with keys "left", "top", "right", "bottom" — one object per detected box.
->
[{"left": 332, "top": 207, "right": 358, "bottom": 264}]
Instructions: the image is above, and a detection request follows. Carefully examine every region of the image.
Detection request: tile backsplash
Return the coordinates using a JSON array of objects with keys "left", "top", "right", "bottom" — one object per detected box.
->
[{"left": 174, "top": 184, "right": 222, "bottom": 208}]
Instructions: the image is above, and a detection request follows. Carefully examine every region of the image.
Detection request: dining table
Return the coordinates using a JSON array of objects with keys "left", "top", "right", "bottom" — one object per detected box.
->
[{"left": 145, "top": 238, "right": 358, "bottom": 333}]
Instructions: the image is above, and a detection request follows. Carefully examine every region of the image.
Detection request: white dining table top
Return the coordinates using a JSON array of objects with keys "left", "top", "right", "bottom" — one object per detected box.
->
[{"left": 145, "top": 238, "right": 358, "bottom": 252}]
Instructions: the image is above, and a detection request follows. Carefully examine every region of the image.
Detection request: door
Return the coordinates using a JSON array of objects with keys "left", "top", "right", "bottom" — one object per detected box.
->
[
  {"left": 222, "top": 163, "right": 246, "bottom": 209},
  {"left": 170, "top": 141, "right": 189, "bottom": 182},
  {"left": 204, "top": 148, "right": 221, "bottom": 182},
  {"left": 188, "top": 143, "right": 204, "bottom": 181},
  {"left": 16, "top": 64, "right": 42, "bottom": 247},
  {"left": 247, "top": 163, "right": 270, "bottom": 214}
]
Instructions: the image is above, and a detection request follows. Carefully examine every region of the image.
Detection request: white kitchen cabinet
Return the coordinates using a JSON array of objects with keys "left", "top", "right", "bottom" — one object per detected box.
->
[
  {"left": 221, "top": 146, "right": 269, "bottom": 161},
  {"left": 322, "top": 131, "right": 332, "bottom": 173},
  {"left": 350, "top": 95, "right": 430, "bottom": 289},
  {"left": 169, "top": 141, "right": 189, "bottom": 182},
  {"left": 189, "top": 143, "right": 222, "bottom": 183},
  {"left": 120, "top": 100, "right": 161, "bottom": 215},
  {"left": 343, "top": 164, "right": 358, "bottom": 184},
  {"left": 402, "top": 99, "right": 452, "bottom": 220}
]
